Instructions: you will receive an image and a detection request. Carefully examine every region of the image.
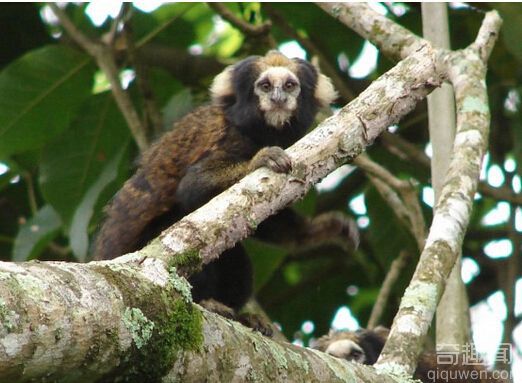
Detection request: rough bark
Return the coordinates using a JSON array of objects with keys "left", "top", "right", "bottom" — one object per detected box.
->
[
  {"left": 0, "top": 4, "right": 502, "bottom": 382},
  {"left": 0, "top": 259, "right": 401, "bottom": 382},
  {"left": 375, "top": 11, "right": 502, "bottom": 377},
  {"left": 0, "top": 43, "right": 444, "bottom": 382},
  {"left": 157, "top": 45, "right": 443, "bottom": 278},
  {"left": 421, "top": 2, "right": 471, "bottom": 348}
]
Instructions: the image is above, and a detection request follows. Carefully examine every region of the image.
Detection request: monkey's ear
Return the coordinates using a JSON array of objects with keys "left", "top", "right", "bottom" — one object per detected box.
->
[
  {"left": 314, "top": 73, "right": 338, "bottom": 107},
  {"left": 372, "top": 326, "right": 390, "bottom": 340},
  {"left": 210, "top": 65, "right": 234, "bottom": 104}
]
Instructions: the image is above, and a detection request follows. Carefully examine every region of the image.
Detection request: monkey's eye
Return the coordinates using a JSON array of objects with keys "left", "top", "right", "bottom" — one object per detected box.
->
[
  {"left": 258, "top": 81, "right": 272, "bottom": 92},
  {"left": 348, "top": 349, "right": 363, "bottom": 361},
  {"left": 284, "top": 80, "right": 297, "bottom": 91}
]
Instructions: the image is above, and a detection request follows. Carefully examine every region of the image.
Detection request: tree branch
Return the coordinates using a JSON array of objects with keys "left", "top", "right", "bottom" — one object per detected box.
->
[
  {"left": 156, "top": 45, "right": 443, "bottom": 277},
  {"left": 318, "top": 2, "right": 431, "bottom": 62},
  {"left": 0, "top": 35, "right": 445, "bottom": 381},
  {"left": 207, "top": 3, "right": 272, "bottom": 37},
  {"left": 374, "top": 10, "right": 502, "bottom": 376},
  {"left": 381, "top": 131, "right": 522, "bottom": 205},
  {"left": 353, "top": 154, "right": 426, "bottom": 250},
  {"left": 367, "top": 250, "right": 411, "bottom": 329},
  {"left": 0, "top": 259, "right": 399, "bottom": 382},
  {"left": 49, "top": 4, "right": 149, "bottom": 151},
  {"left": 421, "top": 2, "right": 471, "bottom": 349}
]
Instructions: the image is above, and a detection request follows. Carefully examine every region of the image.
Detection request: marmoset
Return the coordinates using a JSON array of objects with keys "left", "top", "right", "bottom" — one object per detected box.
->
[
  {"left": 94, "top": 51, "right": 356, "bottom": 331},
  {"left": 312, "top": 327, "right": 507, "bottom": 383}
]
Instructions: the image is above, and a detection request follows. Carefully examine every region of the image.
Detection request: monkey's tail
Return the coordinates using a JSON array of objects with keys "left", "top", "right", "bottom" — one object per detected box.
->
[{"left": 92, "top": 170, "right": 175, "bottom": 260}]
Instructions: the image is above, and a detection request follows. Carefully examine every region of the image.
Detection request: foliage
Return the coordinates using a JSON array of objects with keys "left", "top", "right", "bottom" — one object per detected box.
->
[{"left": 0, "top": 2, "right": 519, "bottom": 348}]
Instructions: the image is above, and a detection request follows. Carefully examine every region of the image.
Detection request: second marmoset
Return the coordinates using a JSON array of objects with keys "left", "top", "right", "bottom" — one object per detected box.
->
[{"left": 94, "top": 50, "right": 340, "bottom": 322}]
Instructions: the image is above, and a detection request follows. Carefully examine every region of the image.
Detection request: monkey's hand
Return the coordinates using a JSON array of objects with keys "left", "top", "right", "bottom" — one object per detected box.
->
[{"left": 249, "top": 146, "right": 292, "bottom": 173}]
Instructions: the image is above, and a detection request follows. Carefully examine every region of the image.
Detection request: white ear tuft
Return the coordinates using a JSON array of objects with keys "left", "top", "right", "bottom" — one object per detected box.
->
[
  {"left": 314, "top": 73, "right": 338, "bottom": 107},
  {"left": 210, "top": 66, "right": 234, "bottom": 103}
]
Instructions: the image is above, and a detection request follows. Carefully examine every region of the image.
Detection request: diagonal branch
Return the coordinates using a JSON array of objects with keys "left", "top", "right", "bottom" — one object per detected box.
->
[
  {"left": 354, "top": 153, "right": 426, "bottom": 250},
  {"left": 49, "top": 3, "right": 149, "bottom": 151},
  {"left": 0, "top": 41, "right": 445, "bottom": 382},
  {"left": 207, "top": 3, "right": 272, "bottom": 37},
  {"left": 157, "top": 45, "right": 443, "bottom": 276},
  {"left": 367, "top": 250, "right": 411, "bottom": 329},
  {"left": 374, "top": 10, "right": 502, "bottom": 376},
  {"left": 380, "top": 131, "right": 522, "bottom": 205},
  {"left": 318, "top": 2, "right": 431, "bottom": 61}
]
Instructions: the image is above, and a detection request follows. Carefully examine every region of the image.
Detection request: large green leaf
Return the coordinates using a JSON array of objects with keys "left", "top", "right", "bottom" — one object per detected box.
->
[
  {"left": 162, "top": 88, "right": 193, "bottom": 129},
  {"left": 244, "top": 238, "right": 288, "bottom": 293},
  {"left": 0, "top": 45, "right": 94, "bottom": 157},
  {"left": 495, "top": 4, "right": 522, "bottom": 62},
  {"left": 365, "top": 187, "right": 415, "bottom": 268},
  {"left": 12, "top": 204, "right": 62, "bottom": 262},
  {"left": 69, "top": 146, "right": 128, "bottom": 261},
  {"left": 39, "top": 93, "right": 131, "bottom": 228}
]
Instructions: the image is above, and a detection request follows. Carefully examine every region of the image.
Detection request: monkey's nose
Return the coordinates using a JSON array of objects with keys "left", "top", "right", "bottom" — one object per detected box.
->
[{"left": 270, "top": 88, "right": 287, "bottom": 105}]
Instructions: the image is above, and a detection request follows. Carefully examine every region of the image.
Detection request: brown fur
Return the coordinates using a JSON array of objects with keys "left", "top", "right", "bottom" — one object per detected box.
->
[
  {"left": 92, "top": 51, "right": 350, "bottom": 325},
  {"left": 93, "top": 105, "right": 242, "bottom": 260}
]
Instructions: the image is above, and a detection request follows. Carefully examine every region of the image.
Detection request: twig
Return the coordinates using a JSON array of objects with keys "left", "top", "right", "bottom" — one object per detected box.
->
[
  {"left": 207, "top": 3, "right": 272, "bottom": 37},
  {"left": 22, "top": 172, "right": 38, "bottom": 216},
  {"left": 381, "top": 131, "right": 522, "bottom": 205},
  {"left": 50, "top": 3, "right": 149, "bottom": 152},
  {"left": 367, "top": 251, "right": 410, "bottom": 329},
  {"left": 375, "top": 8, "right": 502, "bottom": 375},
  {"left": 263, "top": 4, "right": 355, "bottom": 102},
  {"left": 104, "top": 3, "right": 129, "bottom": 47},
  {"left": 121, "top": 5, "right": 164, "bottom": 139},
  {"left": 354, "top": 153, "right": 426, "bottom": 250},
  {"left": 495, "top": 177, "right": 519, "bottom": 378},
  {"left": 136, "top": 44, "right": 226, "bottom": 86}
]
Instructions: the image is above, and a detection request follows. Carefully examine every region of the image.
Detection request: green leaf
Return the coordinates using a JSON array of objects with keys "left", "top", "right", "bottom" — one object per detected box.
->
[
  {"left": 40, "top": 93, "right": 131, "bottom": 228},
  {"left": 69, "top": 146, "right": 128, "bottom": 262},
  {"left": 495, "top": 4, "right": 522, "bottom": 62},
  {"left": 244, "top": 238, "right": 288, "bottom": 293},
  {"left": 365, "top": 186, "right": 415, "bottom": 268},
  {"left": 0, "top": 45, "right": 94, "bottom": 157},
  {"left": 293, "top": 189, "right": 317, "bottom": 217},
  {"left": 162, "top": 89, "right": 193, "bottom": 129},
  {"left": 12, "top": 205, "right": 62, "bottom": 261}
]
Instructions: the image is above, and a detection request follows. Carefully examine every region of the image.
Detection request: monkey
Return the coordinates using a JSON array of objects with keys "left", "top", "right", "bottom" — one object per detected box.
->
[
  {"left": 311, "top": 327, "right": 507, "bottom": 383},
  {"left": 93, "top": 51, "right": 357, "bottom": 333}
]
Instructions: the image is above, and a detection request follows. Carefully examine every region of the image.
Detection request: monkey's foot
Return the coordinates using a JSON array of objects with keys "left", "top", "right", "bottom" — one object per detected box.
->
[
  {"left": 307, "top": 211, "right": 360, "bottom": 252},
  {"left": 237, "top": 313, "right": 274, "bottom": 337},
  {"left": 199, "top": 299, "right": 273, "bottom": 337}
]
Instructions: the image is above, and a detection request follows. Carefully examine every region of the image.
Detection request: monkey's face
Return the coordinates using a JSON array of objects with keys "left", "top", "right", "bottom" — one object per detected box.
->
[
  {"left": 321, "top": 336, "right": 367, "bottom": 364},
  {"left": 253, "top": 67, "right": 301, "bottom": 129},
  {"left": 311, "top": 328, "right": 388, "bottom": 366}
]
